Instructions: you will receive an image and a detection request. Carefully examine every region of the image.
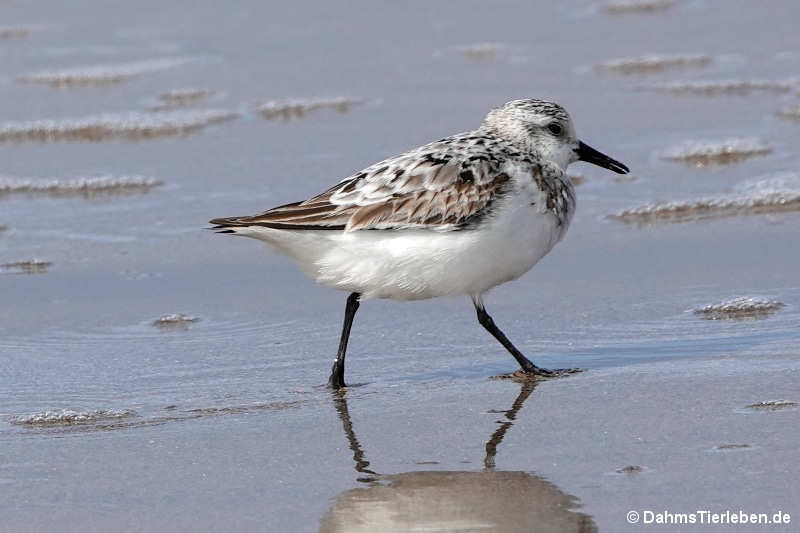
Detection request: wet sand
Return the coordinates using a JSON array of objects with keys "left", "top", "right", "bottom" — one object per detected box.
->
[
  {"left": 1, "top": 0, "right": 799, "bottom": 531},
  {"left": 2, "top": 358, "right": 797, "bottom": 532}
]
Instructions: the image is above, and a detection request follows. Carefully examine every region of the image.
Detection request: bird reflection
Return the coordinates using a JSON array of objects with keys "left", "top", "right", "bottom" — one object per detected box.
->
[
  {"left": 484, "top": 379, "right": 536, "bottom": 470},
  {"left": 321, "top": 381, "right": 597, "bottom": 533},
  {"left": 331, "top": 390, "right": 378, "bottom": 480}
]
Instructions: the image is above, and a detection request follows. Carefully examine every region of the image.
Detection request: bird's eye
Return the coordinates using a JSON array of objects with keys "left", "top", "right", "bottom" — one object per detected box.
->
[{"left": 547, "top": 123, "right": 563, "bottom": 136}]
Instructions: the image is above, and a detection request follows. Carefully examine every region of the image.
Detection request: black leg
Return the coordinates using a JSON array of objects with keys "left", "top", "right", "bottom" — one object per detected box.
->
[
  {"left": 328, "top": 292, "right": 360, "bottom": 389},
  {"left": 472, "top": 297, "right": 555, "bottom": 376}
]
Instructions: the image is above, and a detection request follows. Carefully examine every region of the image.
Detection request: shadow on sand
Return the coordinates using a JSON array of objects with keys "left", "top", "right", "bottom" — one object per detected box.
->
[{"left": 320, "top": 381, "right": 597, "bottom": 533}]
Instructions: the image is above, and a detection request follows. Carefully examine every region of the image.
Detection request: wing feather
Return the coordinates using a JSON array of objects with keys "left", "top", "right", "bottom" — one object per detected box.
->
[{"left": 210, "top": 135, "right": 515, "bottom": 232}]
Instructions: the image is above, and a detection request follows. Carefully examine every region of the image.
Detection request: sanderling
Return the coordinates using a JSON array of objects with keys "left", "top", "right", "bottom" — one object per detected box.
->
[{"left": 211, "top": 99, "right": 629, "bottom": 388}]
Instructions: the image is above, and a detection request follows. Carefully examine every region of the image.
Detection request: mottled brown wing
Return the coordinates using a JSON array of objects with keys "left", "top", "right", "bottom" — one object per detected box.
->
[{"left": 211, "top": 154, "right": 511, "bottom": 232}]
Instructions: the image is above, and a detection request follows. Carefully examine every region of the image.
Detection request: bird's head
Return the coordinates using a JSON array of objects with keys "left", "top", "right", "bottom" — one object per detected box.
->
[{"left": 482, "top": 99, "right": 629, "bottom": 175}]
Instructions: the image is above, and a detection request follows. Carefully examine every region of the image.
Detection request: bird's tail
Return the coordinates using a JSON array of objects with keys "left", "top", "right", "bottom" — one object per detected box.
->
[{"left": 208, "top": 216, "right": 250, "bottom": 234}]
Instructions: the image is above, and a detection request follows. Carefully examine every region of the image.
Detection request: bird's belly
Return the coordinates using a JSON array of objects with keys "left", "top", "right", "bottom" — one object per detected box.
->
[{"left": 305, "top": 204, "right": 567, "bottom": 300}]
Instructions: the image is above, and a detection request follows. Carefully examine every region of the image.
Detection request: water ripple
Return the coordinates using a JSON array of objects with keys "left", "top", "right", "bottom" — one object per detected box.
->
[
  {"left": 0, "top": 109, "right": 239, "bottom": 143},
  {"left": 17, "top": 57, "right": 195, "bottom": 87}
]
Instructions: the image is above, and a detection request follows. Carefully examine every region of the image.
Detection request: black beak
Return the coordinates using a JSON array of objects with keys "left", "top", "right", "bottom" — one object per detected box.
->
[{"left": 575, "top": 141, "right": 629, "bottom": 174}]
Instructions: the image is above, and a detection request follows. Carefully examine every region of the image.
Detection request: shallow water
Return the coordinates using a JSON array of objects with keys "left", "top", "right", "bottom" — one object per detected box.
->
[{"left": 1, "top": 0, "right": 799, "bottom": 531}]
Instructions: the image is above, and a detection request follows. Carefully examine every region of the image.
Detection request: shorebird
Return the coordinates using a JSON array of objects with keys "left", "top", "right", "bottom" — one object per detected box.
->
[{"left": 211, "top": 99, "right": 629, "bottom": 388}]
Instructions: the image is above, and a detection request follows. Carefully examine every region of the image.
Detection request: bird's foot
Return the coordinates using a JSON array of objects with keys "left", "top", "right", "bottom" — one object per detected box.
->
[
  {"left": 492, "top": 367, "right": 582, "bottom": 382},
  {"left": 328, "top": 375, "right": 346, "bottom": 390}
]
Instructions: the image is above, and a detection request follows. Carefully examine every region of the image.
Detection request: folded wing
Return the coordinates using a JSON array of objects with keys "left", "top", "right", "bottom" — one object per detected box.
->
[{"left": 210, "top": 141, "right": 513, "bottom": 232}]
